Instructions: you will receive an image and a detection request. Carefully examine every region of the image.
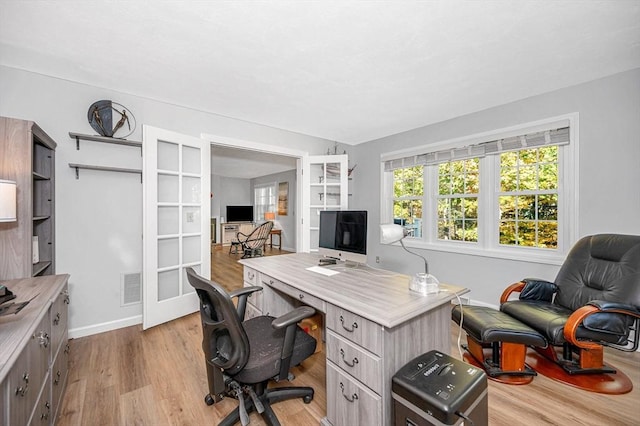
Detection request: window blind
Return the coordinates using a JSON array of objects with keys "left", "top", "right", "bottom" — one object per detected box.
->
[{"left": 384, "top": 127, "right": 569, "bottom": 172}]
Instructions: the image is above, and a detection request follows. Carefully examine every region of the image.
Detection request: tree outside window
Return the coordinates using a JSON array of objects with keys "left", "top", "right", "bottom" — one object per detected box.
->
[
  {"left": 498, "top": 146, "right": 558, "bottom": 248},
  {"left": 437, "top": 158, "right": 479, "bottom": 242},
  {"left": 393, "top": 166, "right": 423, "bottom": 237}
]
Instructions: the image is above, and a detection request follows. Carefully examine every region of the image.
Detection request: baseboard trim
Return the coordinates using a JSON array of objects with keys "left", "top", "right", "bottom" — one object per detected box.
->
[{"left": 69, "top": 314, "right": 142, "bottom": 339}]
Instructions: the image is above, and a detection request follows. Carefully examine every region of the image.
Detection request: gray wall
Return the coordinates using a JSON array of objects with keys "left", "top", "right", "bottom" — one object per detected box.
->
[
  {"left": 351, "top": 68, "right": 640, "bottom": 306},
  {"left": 251, "top": 169, "right": 297, "bottom": 251},
  {"left": 0, "top": 66, "right": 332, "bottom": 337}
]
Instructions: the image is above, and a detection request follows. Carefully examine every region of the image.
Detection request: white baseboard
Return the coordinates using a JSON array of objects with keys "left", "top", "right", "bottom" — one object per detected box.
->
[
  {"left": 450, "top": 297, "right": 498, "bottom": 310},
  {"left": 69, "top": 314, "right": 142, "bottom": 339}
]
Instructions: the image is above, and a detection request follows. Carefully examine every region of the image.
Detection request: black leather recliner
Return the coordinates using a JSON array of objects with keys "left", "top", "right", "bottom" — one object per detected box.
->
[
  {"left": 186, "top": 267, "right": 317, "bottom": 426},
  {"left": 499, "top": 234, "right": 640, "bottom": 392}
]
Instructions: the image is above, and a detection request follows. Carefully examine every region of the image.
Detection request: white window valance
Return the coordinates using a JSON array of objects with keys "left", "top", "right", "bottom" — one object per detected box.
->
[{"left": 384, "top": 126, "right": 569, "bottom": 172}]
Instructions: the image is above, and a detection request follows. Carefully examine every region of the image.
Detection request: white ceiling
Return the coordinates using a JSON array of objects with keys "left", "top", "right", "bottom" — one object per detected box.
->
[
  {"left": 1, "top": 1, "right": 639, "bottom": 149},
  {"left": 211, "top": 145, "right": 297, "bottom": 179}
]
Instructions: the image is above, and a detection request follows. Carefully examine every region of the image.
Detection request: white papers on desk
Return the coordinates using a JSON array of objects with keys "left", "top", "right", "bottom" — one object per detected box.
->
[{"left": 306, "top": 266, "right": 340, "bottom": 276}]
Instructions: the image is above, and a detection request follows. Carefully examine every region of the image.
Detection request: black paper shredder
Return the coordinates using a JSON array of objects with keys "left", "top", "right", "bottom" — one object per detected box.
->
[{"left": 392, "top": 350, "right": 488, "bottom": 426}]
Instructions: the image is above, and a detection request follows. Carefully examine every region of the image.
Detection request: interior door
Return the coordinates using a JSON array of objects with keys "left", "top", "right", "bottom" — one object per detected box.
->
[
  {"left": 302, "top": 154, "right": 348, "bottom": 253},
  {"left": 142, "top": 125, "right": 211, "bottom": 329}
]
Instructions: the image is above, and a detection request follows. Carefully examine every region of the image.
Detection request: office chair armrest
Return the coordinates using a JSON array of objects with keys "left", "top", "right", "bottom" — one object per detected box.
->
[
  {"left": 272, "top": 306, "right": 316, "bottom": 381},
  {"left": 229, "top": 286, "right": 263, "bottom": 320}
]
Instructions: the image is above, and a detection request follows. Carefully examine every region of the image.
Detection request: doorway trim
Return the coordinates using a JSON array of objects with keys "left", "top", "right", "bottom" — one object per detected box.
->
[{"left": 201, "top": 133, "right": 308, "bottom": 253}]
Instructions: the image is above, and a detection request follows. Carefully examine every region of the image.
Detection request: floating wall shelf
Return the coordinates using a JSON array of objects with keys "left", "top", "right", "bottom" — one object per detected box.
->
[
  {"left": 69, "top": 132, "right": 142, "bottom": 151},
  {"left": 69, "top": 163, "right": 142, "bottom": 181}
]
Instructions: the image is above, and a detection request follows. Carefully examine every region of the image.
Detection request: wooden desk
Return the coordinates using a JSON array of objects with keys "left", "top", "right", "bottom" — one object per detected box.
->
[
  {"left": 269, "top": 229, "right": 282, "bottom": 250},
  {"left": 239, "top": 253, "right": 468, "bottom": 426}
]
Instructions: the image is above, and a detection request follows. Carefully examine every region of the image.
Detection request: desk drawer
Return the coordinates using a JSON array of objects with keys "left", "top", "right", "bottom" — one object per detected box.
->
[
  {"left": 261, "top": 275, "right": 326, "bottom": 312},
  {"left": 244, "top": 282, "right": 263, "bottom": 312},
  {"left": 326, "top": 362, "right": 382, "bottom": 426},
  {"left": 243, "top": 267, "right": 258, "bottom": 285},
  {"left": 326, "top": 330, "right": 382, "bottom": 394},
  {"left": 326, "top": 304, "right": 382, "bottom": 356}
]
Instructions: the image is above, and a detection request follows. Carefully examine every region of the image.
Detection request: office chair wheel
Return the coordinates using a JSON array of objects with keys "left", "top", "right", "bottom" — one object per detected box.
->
[
  {"left": 204, "top": 394, "right": 215, "bottom": 406},
  {"left": 303, "top": 395, "right": 313, "bottom": 404}
]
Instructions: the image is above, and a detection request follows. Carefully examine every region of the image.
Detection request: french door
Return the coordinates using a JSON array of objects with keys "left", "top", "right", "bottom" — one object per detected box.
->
[{"left": 142, "top": 125, "right": 210, "bottom": 329}]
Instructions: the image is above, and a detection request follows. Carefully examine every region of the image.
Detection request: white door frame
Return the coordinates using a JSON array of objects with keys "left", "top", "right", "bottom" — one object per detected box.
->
[{"left": 201, "top": 133, "right": 309, "bottom": 252}]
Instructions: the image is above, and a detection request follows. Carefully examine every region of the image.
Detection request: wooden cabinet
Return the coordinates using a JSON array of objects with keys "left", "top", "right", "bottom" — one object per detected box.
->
[
  {"left": 221, "top": 222, "right": 254, "bottom": 245},
  {"left": 0, "top": 117, "right": 57, "bottom": 280},
  {"left": 0, "top": 274, "right": 70, "bottom": 426}
]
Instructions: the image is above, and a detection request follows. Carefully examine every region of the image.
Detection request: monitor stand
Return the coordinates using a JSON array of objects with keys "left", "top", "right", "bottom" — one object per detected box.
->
[{"left": 318, "top": 257, "right": 338, "bottom": 266}]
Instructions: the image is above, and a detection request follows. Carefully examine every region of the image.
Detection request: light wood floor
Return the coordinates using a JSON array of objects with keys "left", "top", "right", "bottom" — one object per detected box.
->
[{"left": 57, "top": 245, "right": 640, "bottom": 425}]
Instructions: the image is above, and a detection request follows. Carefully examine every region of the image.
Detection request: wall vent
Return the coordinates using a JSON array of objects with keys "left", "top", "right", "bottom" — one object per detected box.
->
[{"left": 121, "top": 272, "right": 142, "bottom": 306}]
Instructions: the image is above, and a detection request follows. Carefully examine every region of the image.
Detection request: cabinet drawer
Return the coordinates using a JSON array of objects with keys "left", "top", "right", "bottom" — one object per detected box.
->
[
  {"left": 261, "top": 274, "right": 326, "bottom": 312},
  {"left": 29, "top": 373, "right": 51, "bottom": 426},
  {"left": 50, "top": 284, "right": 69, "bottom": 356},
  {"left": 51, "top": 334, "right": 70, "bottom": 422},
  {"left": 326, "top": 304, "right": 382, "bottom": 356},
  {"left": 9, "top": 313, "right": 51, "bottom": 426},
  {"left": 326, "top": 330, "right": 382, "bottom": 394},
  {"left": 326, "top": 362, "right": 382, "bottom": 426},
  {"left": 243, "top": 267, "right": 258, "bottom": 285}
]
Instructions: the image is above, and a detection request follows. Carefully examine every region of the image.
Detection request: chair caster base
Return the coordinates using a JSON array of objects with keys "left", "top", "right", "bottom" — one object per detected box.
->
[{"left": 204, "top": 394, "right": 215, "bottom": 406}]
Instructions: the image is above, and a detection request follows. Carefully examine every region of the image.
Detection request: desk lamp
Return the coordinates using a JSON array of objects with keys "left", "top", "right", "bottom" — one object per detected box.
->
[
  {"left": 0, "top": 180, "right": 17, "bottom": 222},
  {"left": 380, "top": 223, "right": 439, "bottom": 295}
]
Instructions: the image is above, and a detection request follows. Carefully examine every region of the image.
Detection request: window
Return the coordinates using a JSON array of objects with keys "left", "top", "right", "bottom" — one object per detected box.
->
[
  {"left": 393, "top": 166, "right": 423, "bottom": 238},
  {"left": 254, "top": 183, "right": 276, "bottom": 221},
  {"left": 437, "top": 159, "right": 479, "bottom": 242},
  {"left": 381, "top": 114, "right": 577, "bottom": 262},
  {"left": 498, "top": 146, "right": 558, "bottom": 248}
]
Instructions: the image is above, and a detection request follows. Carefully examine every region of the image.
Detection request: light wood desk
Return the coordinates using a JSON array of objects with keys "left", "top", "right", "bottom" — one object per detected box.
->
[{"left": 239, "top": 253, "right": 468, "bottom": 426}]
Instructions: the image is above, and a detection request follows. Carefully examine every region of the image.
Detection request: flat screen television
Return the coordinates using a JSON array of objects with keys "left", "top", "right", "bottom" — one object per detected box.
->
[
  {"left": 226, "top": 205, "right": 254, "bottom": 223},
  {"left": 318, "top": 210, "right": 367, "bottom": 264}
]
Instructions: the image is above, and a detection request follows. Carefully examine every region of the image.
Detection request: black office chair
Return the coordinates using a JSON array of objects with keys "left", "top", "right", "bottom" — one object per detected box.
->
[{"left": 186, "top": 267, "right": 317, "bottom": 426}]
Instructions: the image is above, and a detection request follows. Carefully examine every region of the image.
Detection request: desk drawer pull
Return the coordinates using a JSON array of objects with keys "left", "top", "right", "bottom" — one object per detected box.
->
[
  {"left": 340, "top": 348, "right": 359, "bottom": 367},
  {"left": 339, "top": 382, "right": 358, "bottom": 403},
  {"left": 298, "top": 293, "right": 304, "bottom": 300},
  {"left": 339, "top": 315, "right": 358, "bottom": 332}
]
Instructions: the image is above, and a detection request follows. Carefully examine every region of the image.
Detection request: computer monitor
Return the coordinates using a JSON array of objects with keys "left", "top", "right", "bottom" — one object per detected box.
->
[{"left": 318, "top": 210, "right": 367, "bottom": 264}]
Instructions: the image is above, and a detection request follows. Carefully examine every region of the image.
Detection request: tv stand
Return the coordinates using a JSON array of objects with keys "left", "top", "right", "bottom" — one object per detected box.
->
[{"left": 220, "top": 222, "right": 254, "bottom": 246}]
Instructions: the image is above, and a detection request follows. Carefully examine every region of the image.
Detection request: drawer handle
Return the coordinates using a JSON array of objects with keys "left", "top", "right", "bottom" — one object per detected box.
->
[
  {"left": 64, "top": 344, "right": 71, "bottom": 354},
  {"left": 35, "top": 331, "right": 50, "bottom": 348},
  {"left": 339, "top": 315, "right": 358, "bottom": 332},
  {"left": 16, "top": 373, "right": 28, "bottom": 397},
  {"left": 53, "top": 312, "right": 61, "bottom": 325},
  {"left": 339, "top": 382, "right": 358, "bottom": 403},
  {"left": 298, "top": 293, "right": 304, "bottom": 300},
  {"left": 63, "top": 290, "right": 70, "bottom": 304},
  {"left": 248, "top": 272, "right": 255, "bottom": 280},
  {"left": 340, "top": 349, "right": 359, "bottom": 368}
]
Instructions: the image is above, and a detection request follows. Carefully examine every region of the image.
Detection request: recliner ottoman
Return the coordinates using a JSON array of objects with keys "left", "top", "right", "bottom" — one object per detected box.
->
[{"left": 452, "top": 305, "right": 546, "bottom": 384}]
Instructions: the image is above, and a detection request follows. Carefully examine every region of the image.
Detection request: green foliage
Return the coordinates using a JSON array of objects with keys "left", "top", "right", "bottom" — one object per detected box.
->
[{"left": 498, "top": 146, "right": 558, "bottom": 248}]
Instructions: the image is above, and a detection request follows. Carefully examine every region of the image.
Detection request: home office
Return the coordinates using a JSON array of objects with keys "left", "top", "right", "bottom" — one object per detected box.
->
[{"left": 1, "top": 1, "right": 640, "bottom": 425}]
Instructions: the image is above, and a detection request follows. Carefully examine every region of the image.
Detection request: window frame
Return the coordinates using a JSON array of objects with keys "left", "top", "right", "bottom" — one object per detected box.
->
[
  {"left": 380, "top": 113, "right": 579, "bottom": 265},
  {"left": 253, "top": 182, "right": 277, "bottom": 221}
]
